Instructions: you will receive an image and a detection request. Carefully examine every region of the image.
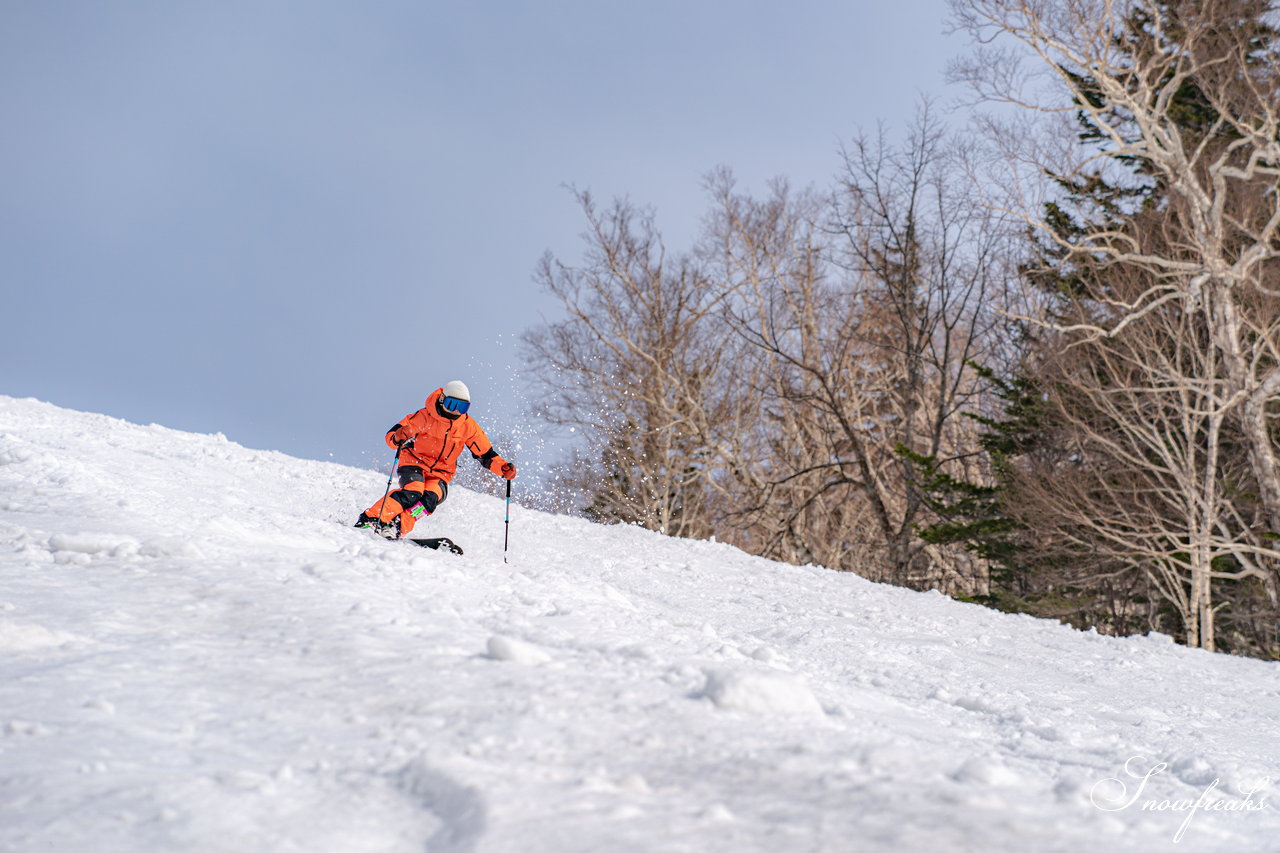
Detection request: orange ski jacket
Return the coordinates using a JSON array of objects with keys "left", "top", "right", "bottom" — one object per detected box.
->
[{"left": 385, "top": 388, "right": 507, "bottom": 482}]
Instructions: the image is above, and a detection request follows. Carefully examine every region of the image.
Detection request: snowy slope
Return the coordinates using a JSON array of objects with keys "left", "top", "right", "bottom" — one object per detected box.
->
[{"left": 1, "top": 395, "right": 1278, "bottom": 853}]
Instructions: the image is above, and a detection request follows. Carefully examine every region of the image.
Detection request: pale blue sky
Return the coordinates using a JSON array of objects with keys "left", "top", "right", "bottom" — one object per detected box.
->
[{"left": 1, "top": 1, "right": 960, "bottom": 481}]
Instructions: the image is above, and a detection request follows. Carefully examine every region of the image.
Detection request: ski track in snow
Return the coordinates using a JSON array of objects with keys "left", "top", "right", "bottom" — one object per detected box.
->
[{"left": 0, "top": 395, "right": 1278, "bottom": 852}]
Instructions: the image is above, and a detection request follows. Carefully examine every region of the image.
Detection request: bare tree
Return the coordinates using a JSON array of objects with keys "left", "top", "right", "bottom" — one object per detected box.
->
[
  {"left": 709, "top": 114, "right": 1014, "bottom": 592},
  {"left": 1010, "top": 249, "right": 1280, "bottom": 649},
  {"left": 696, "top": 170, "right": 850, "bottom": 566},
  {"left": 951, "top": 0, "right": 1280, "bottom": 616},
  {"left": 523, "top": 190, "right": 743, "bottom": 538}
]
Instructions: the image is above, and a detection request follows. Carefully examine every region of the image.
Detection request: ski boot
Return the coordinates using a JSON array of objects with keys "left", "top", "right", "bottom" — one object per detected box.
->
[{"left": 354, "top": 513, "right": 401, "bottom": 540}]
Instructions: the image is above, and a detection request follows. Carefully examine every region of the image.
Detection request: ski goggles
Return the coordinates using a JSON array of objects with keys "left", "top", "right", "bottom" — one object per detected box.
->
[{"left": 441, "top": 395, "right": 470, "bottom": 415}]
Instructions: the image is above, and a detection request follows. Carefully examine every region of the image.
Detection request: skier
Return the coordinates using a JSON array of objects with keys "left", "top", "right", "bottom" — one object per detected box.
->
[{"left": 355, "top": 380, "right": 516, "bottom": 539}]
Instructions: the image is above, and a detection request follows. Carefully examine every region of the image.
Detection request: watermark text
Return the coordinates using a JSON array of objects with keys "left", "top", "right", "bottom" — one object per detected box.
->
[{"left": 1090, "top": 756, "right": 1270, "bottom": 843}]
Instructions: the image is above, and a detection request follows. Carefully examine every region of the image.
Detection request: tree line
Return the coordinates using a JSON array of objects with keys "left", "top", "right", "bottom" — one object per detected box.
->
[{"left": 523, "top": 0, "right": 1280, "bottom": 658}]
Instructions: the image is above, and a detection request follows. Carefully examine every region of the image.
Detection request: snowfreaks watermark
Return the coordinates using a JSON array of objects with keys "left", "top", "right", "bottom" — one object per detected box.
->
[{"left": 1090, "top": 756, "right": 1271, "bottom": 843}]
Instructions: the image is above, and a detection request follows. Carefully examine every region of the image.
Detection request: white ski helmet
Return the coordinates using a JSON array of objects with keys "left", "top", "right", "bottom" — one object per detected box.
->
[{"left": 443, "top": 380, "right": 471, "bottom": 402}]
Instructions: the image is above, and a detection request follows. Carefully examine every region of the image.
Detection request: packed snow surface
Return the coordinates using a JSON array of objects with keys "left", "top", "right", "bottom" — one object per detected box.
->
[{"left": 1, "top": 395, "right": 1278, "bottom": 852}]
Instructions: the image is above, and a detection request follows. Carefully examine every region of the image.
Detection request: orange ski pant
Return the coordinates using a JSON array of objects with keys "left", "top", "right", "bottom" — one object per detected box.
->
[{"left": 364, "top": 467, "right": 447, "bottom": 536}]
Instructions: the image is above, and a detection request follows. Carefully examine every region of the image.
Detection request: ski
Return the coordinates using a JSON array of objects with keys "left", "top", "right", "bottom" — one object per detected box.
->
[
  {"left": 408, "top": 537, "right": 463, "bottom": 555},
  {"left": 353, "top": 523, "right": 464, "bottom": 555}
]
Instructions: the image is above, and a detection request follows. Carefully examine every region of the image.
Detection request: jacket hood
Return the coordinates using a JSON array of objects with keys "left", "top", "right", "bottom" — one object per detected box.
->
[{"left": 425, "top": 387, "right": 467, "bottom": 421}]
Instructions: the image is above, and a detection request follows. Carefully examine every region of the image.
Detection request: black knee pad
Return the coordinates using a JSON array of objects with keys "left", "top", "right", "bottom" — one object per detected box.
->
[
  {"left": 419, "top": 489, "right": 440, "bottom": 514},
  {"left": 391, "top": 486, "right": 442, "bottom": 516},
  {"left": 391, "top": 468, "right": 446, "bottom": 517},
  {"left": 390, "top": 488, "right": 427, "bottom": 512}
]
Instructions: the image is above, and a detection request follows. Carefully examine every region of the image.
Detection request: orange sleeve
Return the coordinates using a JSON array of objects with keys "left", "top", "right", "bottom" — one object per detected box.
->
[
  {"left": 386, "top": 409, "right": 429, "bottom": 447},
  {"left": 465, "top": 420, "right": 509, "bottom": 473},
  {"left": 465, "top": 419, "right": 494, "bottom": 457}
]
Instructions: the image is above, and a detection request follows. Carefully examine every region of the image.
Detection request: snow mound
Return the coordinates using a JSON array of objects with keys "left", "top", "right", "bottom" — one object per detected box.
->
[
  {"left": 702, "top": 667, "right": 825, "bottom": 717},
  {"left": 0, "top": 618, "right": 83, "bottom": 651},
  {"left": 486, "top": 635, "right": 552, "bottom": 665},
  {"left": 953, "top": 755, "right": 1024, "bottom": 787}
]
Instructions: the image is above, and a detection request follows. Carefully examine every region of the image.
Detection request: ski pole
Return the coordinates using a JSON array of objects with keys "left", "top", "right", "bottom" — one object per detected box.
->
[
  {"left": 374, "top": 447, "right": 398, "bottom": 519},
  {"left": 375, "top": 437, "right": 412, "bottom": 519},
  {"left": 503, "top": 478, "right": 512, "bottom": 563}
]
